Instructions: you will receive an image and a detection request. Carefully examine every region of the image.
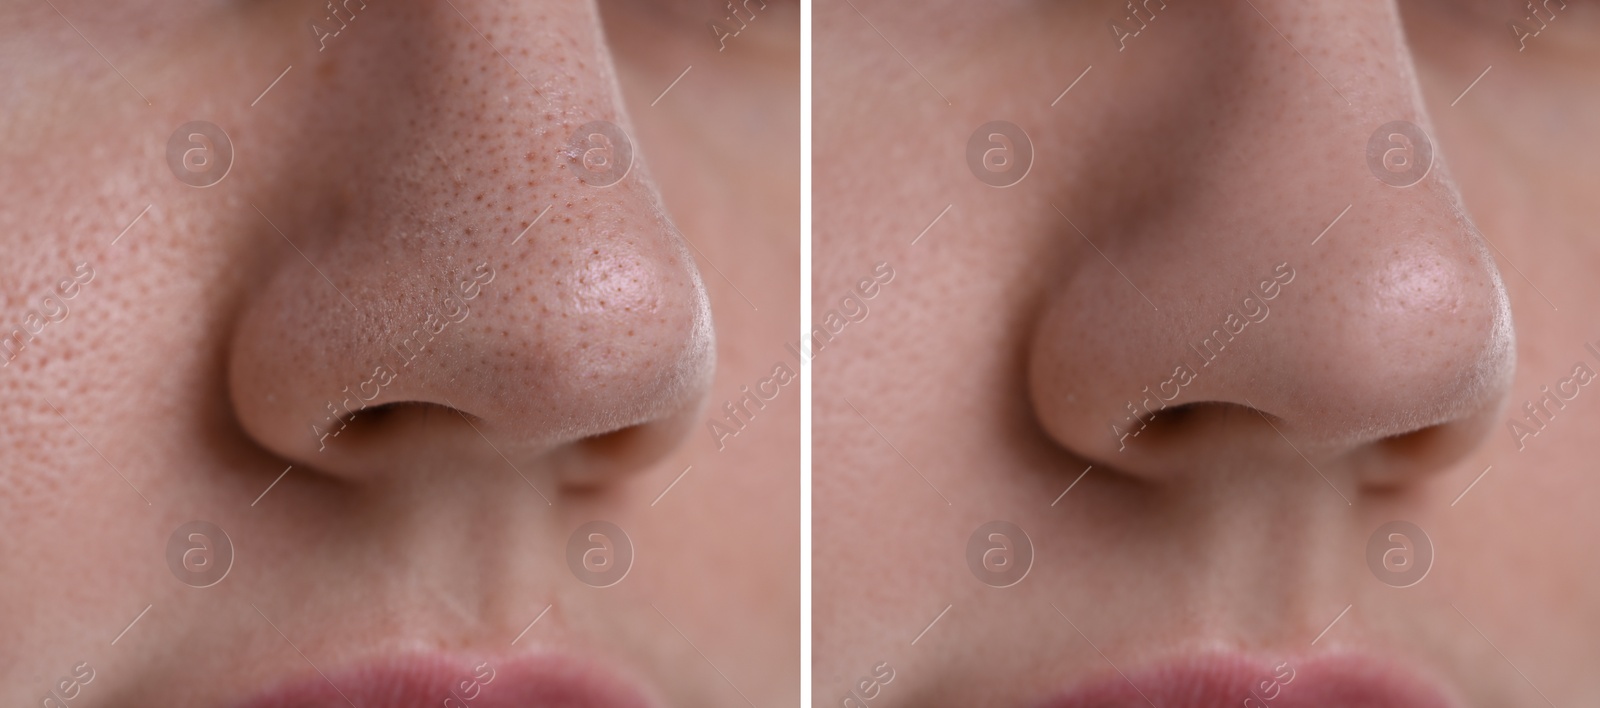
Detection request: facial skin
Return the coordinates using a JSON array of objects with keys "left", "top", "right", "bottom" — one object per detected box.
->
[
  {"left": 816, "top": 0, "right": 1598, "bottom": 706},
  {"left": 0, "top": 0, "right": 796, "bottom": 705}
]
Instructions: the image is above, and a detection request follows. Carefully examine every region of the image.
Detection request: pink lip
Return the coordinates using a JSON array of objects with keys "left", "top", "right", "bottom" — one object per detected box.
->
[
  {"left": 233, "top": 653, "right": 660, "bottom": 708},
  {"left": 1037, "top": 652, "right": 1459, "bottom": 708}
]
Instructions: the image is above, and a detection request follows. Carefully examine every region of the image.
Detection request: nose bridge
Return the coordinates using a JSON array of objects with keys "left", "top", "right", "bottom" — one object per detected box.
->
[
  {"left": 325, "top": 0, "right": 630, "bottom": 193},
  {"left": 267, "top": 0, "right": 645, "bottom": 267},
  {"left": 1141, "top": 2, "right": 1432, "bottom": 211}
]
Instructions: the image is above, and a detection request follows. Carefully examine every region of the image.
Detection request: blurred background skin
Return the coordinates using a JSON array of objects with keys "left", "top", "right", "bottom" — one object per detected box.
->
[
  {"left": 815, "top": 0, "right": 1598, "bottom": 705},
  {"left": 0, "top": 0, "right": 796, "bottom": 705}
]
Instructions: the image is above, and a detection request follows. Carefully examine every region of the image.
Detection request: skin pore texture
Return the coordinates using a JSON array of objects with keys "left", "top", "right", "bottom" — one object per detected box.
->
[
  {"left": 816, "top": 0, "right": 1598, "bottom": 706},
  {"left": 0, "top": 0, "right": 796, "bottom": 705}
]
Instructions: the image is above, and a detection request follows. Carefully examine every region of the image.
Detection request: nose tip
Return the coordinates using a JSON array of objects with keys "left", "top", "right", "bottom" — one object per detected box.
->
[
  {"left": 517, "top": 226, "right": 717, "bottom": 445},
  {"left": 1299, "top": 233, "right": 1515, "bottom": 446},
  {"left": 1234, "top": 230, "right": 1516, "bottom": 483}
]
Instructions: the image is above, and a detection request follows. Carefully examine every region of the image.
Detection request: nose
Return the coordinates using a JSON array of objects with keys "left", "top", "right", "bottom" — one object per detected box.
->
[
  {"left": 1027, "top": 1, "right": 1515, "bottom": 488},
  {"left": 228, "top": 0, "right": 714, "bottom": 485}
]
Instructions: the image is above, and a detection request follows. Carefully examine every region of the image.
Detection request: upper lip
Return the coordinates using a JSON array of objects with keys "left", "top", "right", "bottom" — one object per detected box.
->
[
  {"left": 231, "top": 652, "right": 661, "bottom": 708},
  {"left": 1034, "top": 651, "right": 1460, "bottom": 708}
]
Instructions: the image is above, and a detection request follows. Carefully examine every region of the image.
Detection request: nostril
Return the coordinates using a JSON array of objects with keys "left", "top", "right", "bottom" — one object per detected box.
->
[
  {"left": 319, "top": 400, "right": 466, "bottom": 451},
  {"left": 305, "top": 393, "right": 691, "bottom": 487},
  {"left": 1362, "top": 426, "right": 1448, "bottom": 488},
  {"left": 579, "top": 425, "right": 650, "bottom": 455},
  {"left": 559, "top": 424, "right": 661, "bottom": 487},
  {"left": 1121, "top": 401, "right": 1263, "bottom": 451},
  {"left": 1362, "top": 416, "right": 1490, "bottom": 487},
  {"left": 1377, "top": 425, "right": 1443, "bottom": 455},
  {"left": 575, "top": 408, "right": 697, "bottom": 474}
]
